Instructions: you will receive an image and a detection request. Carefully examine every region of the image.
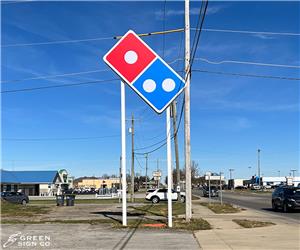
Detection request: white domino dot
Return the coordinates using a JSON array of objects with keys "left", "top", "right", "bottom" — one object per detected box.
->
[
  {"left": 143, "top": 79, "right": 156, "bottom": 93},
  {"left": 124, "top": 50, "right": 138, "bottom": 64},
  {"left": 162, "top": 78, "right": 175, "bottom": 92}
]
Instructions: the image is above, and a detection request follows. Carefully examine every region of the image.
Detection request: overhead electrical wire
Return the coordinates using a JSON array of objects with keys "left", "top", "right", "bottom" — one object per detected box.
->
[
  {"left": 2, "top": 57, "right": 299, "bottom": 84},
  {"left": 1, "top": 78, "right": 118, "bottom": 93},
  {"left": 1, "top": 58, "right": 181, "bottom": 84},
  {"left": 2, "top": 28, "right": 184, "bottom": 48},
  {"left": 2, "top": 26, "right": 299, "bottom": 48},
  {"left": 1, "top": 69, "right": 110, "bottom": 83},
  {"left": 193, "top": 69, "right": 300, "bottom": 81},
  {"left": 3, "top": 135, "right": 120, "bottom": 141},
  {"left": 194, "top": 58, "right": 300, "bottom": 69},
  {"left": 200, "top": 28, "right": 300, "bottom": 37}
]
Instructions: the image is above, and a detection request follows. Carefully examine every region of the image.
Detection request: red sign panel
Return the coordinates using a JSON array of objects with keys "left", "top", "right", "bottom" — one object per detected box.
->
[{"left": 104, "top": 32, "right": 156, "bottom": 83}]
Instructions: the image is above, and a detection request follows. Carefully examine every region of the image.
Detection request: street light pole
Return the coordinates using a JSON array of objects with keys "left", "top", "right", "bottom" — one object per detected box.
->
[
  {"left": 130, "top": 114, "right": 135, "bottom": 202},
  {"left": 257, "top": 149, "right": 261, "bottom": 187},
  {"left": 290, "top": 169, "right": 297, "bottom": 178},
  {"left": 229, "top": 169, "right": 234, "bottom": 180},
  {"left": 219, "top": 172, "right": 223, "bottom": 205},
  {"left": 145, "top": 154, "right": 148, "bottom": 191},
  {"left": 208, "top": 172, "right": 211, "bottom": 204}
]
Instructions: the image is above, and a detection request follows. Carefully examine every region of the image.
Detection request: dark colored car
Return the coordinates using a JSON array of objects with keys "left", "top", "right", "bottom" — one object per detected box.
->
[
  {"left": 272, "top": 186, "right": 300, "bottom": 212},
  {"left": 201, "top": 186, "right": 219, "bottom": 197},
  {"left": 1, "top": 191, "right": 29, "bottom": 205}
]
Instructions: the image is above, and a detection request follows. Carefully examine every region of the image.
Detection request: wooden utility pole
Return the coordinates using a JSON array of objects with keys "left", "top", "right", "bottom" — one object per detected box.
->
[
  {"left": 145, "top": 153, "right": 148, "bottom": 191},
  {"left": 171, "top": 101, "right": 180, "bottom": 194},
  {"left": 119, "top": 156, "right": 122, "bottom": 203},
  {"left": 131, "top": 114, "right": 135, "bottom": 202},
  {"left": 184, "top": 0, "right": 192, "bottom": 222},
  {"left": 257, "top": 149, "right": 261, "bottom": 187}
]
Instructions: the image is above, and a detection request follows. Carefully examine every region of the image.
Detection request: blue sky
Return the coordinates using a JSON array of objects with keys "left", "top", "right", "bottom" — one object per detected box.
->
[{"left": 1, "top": 1, "right": 299, "bottom": 180}]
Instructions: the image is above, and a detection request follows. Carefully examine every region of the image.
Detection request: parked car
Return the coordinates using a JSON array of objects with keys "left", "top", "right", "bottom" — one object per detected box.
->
[
  {"left": 235, "top": 186, "right": 247, "bottom": 190},
  {"left": 145, "top": 188, "right": 185, "bottom": 204},
  {"left": 251, "top": 184, "right": 261, "bottom": 190},
  {"left": 272, "top": 186, "right": 300, "bottom": 212},
  {"left": 146, "top": 189, "right": 156, "bottom": 196},
  {"left": 201, "top": 186, "right": 219, "bottom": 197},
  {"left": 263, "top": 185, "right": 272, "bottom": 189},
  {"left": 1, "top": 191, "right": 29, "bottom": 205}
]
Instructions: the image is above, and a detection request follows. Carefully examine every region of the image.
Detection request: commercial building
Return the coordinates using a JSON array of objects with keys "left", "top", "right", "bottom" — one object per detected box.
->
[
  {"left": 228, "top": 179, "right": 245, "bottom": 189},
  {"left": 0, "top": 169, "right": 73, "bottom": 196},
  {"left": 74, "top": 177, "right": 120, "bottom": 189},
  {"left": 261, "top": 176, "right": 300, "bottom": 187}
]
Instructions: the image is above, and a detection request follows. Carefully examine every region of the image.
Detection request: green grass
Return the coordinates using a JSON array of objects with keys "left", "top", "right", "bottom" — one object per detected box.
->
[
  {"left": 233, "top": 219, "right": 275, "bottom": 228},
  {"left": 129, "top": 202, "right": 185, "bottom": 217},
  {"left": 200, "top": 202, "right": 241, "bottom": 214},
  {"left": 1, "top": 201, "right": 50, "bottom": 217},
  {"left": 30, "top": 198, "right": 147, "bottom": 205}
]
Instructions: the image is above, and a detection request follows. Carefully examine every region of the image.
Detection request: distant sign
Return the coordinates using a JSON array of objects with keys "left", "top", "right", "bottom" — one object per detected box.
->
[{"left": 153, "top": 171, "right": 162, "bottom": 177}]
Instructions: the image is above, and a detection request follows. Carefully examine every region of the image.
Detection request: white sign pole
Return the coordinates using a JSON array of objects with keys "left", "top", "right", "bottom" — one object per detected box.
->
[
  {"left": 121, "top": 81, "right": 127, "bottom": 226},
  {"left": 166, "top": 106, "right": 172, "bottom": 228}
]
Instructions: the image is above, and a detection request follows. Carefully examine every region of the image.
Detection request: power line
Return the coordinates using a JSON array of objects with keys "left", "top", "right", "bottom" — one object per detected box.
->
[
  {"left": 1, "top": 78, "right": 118, "bottom": 93},
  {"left": 3, "top": 135, "right": 120, "bottom": 141},
  {"left": 1, "top": 0, "right": 34, "bottom": 4},
  {"left": 3, "top": 67, "right": 297, "bottom": 94},
  {"left": 1, "top": 58, "right": 181, "bottom": 84},
  {"left": 3, "top": 26, "right": 299, "bottom": 48},
  {"left": 4, "top": 57, "right": 296, "bottom": 84},
  {"left": 2, "top": 28, "right": 184, "bottom": 48},
  {"left": 193, "top": 69, "right": 300, "bottom": 81},
  {"left": 1, "top": 69, "right": 110, "bottom": 83},
  {"left": 200, "top": 28, "right": 300, "bottom": 37},
  {"left": 2, "top": 36, "right": 113, "bottom": 48},
  {"left": 195, "top": 58, "right": 300, "bottom": 69},
  {"left": 135, "top": 155, "right": 145, "bottom": 170}
]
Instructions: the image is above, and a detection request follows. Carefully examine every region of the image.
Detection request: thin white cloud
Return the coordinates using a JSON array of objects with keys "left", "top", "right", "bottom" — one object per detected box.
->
[
  {"left": 252, "top": 34, "right": 275, "bottom": 40},
  {"left": 155, "top": 5, "right": 225, "bottom": 20}
]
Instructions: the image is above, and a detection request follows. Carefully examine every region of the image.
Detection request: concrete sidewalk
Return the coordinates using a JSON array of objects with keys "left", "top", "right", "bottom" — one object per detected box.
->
[
  {"left": 1, "top": 224, "right": 200, "bottom": 250},
  {"left": 192, "top": 199, "right": 300, "bottom": 250}
]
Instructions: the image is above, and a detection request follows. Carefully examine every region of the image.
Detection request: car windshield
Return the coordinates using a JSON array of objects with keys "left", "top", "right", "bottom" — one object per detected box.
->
[{"left": 285, "top": 188, "right": 300, "bottom": 196}]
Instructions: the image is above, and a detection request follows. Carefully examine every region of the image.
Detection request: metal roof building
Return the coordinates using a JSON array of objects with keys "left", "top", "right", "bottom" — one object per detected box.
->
[
  {"left": 1, "top": 170, "right": 59, "bottom": 184},
  {"left": 1, "top": 169, "right": 71, "bottom": 196}
]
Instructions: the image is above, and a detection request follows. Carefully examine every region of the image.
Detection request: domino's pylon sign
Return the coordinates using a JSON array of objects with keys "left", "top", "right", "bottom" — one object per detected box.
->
[{"left": 103, "top": 30, "right": 186, "bottom": 114}]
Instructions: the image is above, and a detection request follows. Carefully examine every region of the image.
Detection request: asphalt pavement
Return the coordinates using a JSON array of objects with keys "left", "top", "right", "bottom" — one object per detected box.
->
[{"left": 192, "top": 189, "right": 300, "bottom": 221}]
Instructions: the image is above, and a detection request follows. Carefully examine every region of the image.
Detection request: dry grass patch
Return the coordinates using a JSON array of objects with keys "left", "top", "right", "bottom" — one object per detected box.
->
[
  {"left": 129, "top": 202, "right": 185, "bottom": 217},
  {"left": 1, "top": 200, "right": 50, "bottom": 217},
  {"left": 200, "top": 202, "right": 241, "bottom": 213},
  {"left": 233, "top": 219, "right": 275, "bottom": 228}
]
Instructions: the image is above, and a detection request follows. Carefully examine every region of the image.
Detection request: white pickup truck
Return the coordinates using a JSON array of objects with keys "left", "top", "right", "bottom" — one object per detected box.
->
[{"left": 145, "top": 188, "right": 186, "bottom": 204}]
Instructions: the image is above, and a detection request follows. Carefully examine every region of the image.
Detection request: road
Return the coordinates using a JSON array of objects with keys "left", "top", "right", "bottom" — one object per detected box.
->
[{"left": 193, "top": 189, "right": 300, "bottom": 221}]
